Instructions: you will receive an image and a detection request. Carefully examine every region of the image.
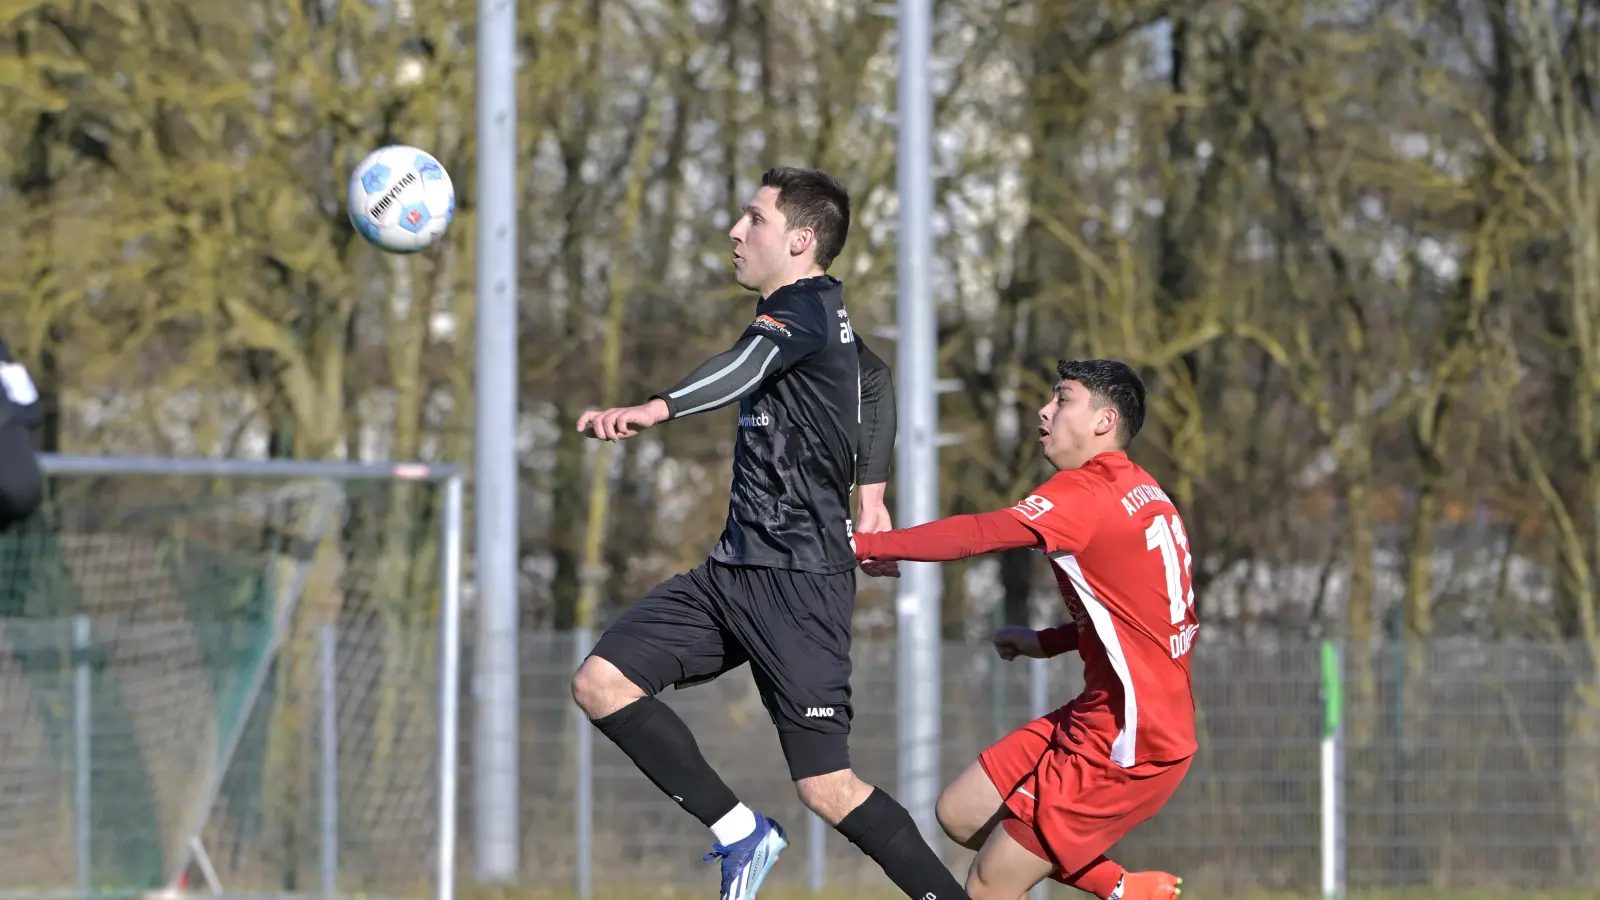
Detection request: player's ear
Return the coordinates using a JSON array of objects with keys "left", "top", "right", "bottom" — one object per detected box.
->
[
  {"left": 789, "top": 227, "right": 814, "bottom": 258},
  {"left": 1096, "top": 406, "right": 1118, "bottom": 438}
]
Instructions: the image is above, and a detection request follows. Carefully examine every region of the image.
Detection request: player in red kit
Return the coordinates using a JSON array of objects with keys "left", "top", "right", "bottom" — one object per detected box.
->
[{"left": 852, "top": 360, "right": 1196, "bottom": 900}]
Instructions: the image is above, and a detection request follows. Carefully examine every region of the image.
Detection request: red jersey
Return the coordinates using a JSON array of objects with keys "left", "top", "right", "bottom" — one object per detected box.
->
[{"left": 1007, "top": 451, "right": 1199, "bottom": 766}]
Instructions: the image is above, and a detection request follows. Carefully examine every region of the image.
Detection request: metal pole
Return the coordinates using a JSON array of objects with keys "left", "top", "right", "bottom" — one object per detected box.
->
[
  {"left": 439, "top": 475, "right": 466, "bottom": 900},
  {"left": 895, "top": 0, "right": 941, "bottom": 852},
  {"left": 573, "top": 628, "right": 593, "bottom": 900},
  {"left": 1320, "top": 639, "right": 1345, "bottom": 900},
  {"left": 474, "top": 0, "right": 520, "bottom": 883},
  {"left": 990, "top": 605, "right": 1005, "bottom": 740},
  {"left": 321, "top": 624, "right": 339, "bottom": 899},
  {"left": 1028, "top": 657, "right": 1048, "bottom": 900},
  {"left": 808, "top": 813, "right": 825, "bottom": 893},
  {"left": 38, "top": 454, "right": 460, "bottom": 482},
  {"left": 74, "top": 615, "right": 92, "bottom": 895}
]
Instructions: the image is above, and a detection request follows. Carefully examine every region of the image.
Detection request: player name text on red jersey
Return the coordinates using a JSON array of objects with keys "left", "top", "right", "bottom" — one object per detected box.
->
[{"left": 1120, "top": 483, "right": 1173, "bottom": 516}]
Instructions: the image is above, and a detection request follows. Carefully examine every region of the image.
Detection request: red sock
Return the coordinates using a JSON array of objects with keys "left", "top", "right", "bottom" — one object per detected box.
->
[{"left": 1063, "top": 856, "right": 1125, "bottom": 898}]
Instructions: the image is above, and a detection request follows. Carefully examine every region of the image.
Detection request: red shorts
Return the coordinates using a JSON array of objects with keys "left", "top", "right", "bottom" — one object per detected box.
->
[{"left": 978, "top": 709, "right": 1190, "bottom": 879}]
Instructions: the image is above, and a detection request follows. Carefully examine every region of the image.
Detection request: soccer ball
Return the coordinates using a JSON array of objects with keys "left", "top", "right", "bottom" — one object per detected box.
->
[{"left": 346, "top": 145, "right": 456, "bottom": 253}]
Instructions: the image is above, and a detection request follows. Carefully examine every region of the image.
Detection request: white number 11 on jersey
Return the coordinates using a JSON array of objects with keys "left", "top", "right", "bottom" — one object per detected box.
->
[{"left": 1145, "top": 514, "right": 1195, "bottom": 624}]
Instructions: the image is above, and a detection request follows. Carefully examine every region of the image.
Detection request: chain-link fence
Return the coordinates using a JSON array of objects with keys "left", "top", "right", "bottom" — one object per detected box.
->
[
  {"left": 1, "top": 467, "right": 1594, "bottom": 900},
  {"left": 0, "top": 617, "right": 1593, "bottom": 898},
  {"left": 490, "top": 631, "right": 1598, "bottom": 897}
]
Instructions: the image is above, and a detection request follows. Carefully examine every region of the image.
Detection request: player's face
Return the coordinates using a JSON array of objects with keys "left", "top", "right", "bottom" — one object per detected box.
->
[
  {"left": 729, "top": 186, "right": 810, "bottom": 296},
  {"left": 1037, "top": 380, "right": 1116, "bottom": 470}
]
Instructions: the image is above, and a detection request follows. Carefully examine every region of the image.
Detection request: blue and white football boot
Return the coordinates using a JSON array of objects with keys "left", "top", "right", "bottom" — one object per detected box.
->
[{"left": 703, "top": 814, "right": 788, "bottom": 900}]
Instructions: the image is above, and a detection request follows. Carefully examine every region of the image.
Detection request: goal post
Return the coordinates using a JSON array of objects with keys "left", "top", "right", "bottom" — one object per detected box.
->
[{"left": 0, "top": 455, "right": 463, "bottom": 900}]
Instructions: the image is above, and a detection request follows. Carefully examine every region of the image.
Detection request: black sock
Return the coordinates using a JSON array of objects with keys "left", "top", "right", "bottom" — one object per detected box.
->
[
  {"left": 590, "top": 696, "right": 741, "bottom": 828},
  {"left": 836, "top": 788, "right": 971, "bottom": 900}
]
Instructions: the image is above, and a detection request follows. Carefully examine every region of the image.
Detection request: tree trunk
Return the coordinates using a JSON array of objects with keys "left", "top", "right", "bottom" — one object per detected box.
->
[
  {"left": 575, "top": 83, "right": 664, "bottom": 630},
  {"left": 1342, "top": 425, "right": 1377, "bottom": 751}
]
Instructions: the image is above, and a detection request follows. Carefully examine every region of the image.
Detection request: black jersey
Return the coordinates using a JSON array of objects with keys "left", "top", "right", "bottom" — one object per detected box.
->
[
  {"left": 718, "top": 275, "right": 868, "bottom": 573},
  {"left": 654, "top": 275, "right": 893, "bottom": 575}
]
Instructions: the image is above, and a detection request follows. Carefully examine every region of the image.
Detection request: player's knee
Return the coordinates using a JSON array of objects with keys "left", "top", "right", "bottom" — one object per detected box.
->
[
  {"left": 936, "top": 763, "right": 1004, "bottom": 848},
  {"left": 964, "top": 862, "right": 1004, "bottom": 900},
  {"left": 965, "top": 849, "right": 1034, "bottom": 900},
  {"left": 795, "top": 768, "right": 871, "bottom": 825},
  {"left": 935, "top": 787, "right": 976, "bottom": 845},
  {"left": 570, "top": 655, "right": 643, "bottom": 719},
  {"left": 793, "top": 777, "right": 827, "bottom": 815}
]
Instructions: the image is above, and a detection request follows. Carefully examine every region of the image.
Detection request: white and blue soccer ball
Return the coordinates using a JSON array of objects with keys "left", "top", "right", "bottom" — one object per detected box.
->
[{"left": 346, "top": 145, "right": 456, "bottom": 253}]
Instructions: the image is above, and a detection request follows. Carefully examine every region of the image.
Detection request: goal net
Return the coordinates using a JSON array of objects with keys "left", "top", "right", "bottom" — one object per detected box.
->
[{"left": 0, "top": 457, "right": 462, "bottom": 900}]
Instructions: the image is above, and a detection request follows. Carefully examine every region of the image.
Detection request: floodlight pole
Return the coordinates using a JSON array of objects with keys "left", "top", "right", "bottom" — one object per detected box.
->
[
  {"left": 474, "top": 0, "right": 520, "bottom": 884},
  {"left": 894, "top": 0, "right": 942, "bottom": 853}
]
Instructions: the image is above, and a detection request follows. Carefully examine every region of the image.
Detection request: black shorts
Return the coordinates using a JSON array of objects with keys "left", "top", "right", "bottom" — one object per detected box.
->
[{"left": 589, "top": 558, "right": 856, "bottom": 781}]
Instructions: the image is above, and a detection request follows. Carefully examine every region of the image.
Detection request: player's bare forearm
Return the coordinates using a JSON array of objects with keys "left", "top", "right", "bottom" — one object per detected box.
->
[
  {"left": 852, "top": 483, "right": 898, "bottom": 576},
  {"left": 856, "top": 481, "right": 888, "bottom": 512},
  {"left": 852, "top": 509, "right": 1041, "bottom": 562},
  {"left": 855, "top": 338, "right": 896, "bottom": 485},
  {"left": 653, "top": 334, "right": 782, "bottom": 419}
]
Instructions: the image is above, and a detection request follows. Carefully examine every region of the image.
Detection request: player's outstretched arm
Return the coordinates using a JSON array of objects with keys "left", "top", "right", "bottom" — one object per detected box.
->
[
  {"left": 575, "top": 334, "right": 783, "bottom": 440},
  {"left": 852, "top": 509, "right": 1042, "bottom": 564},
  {"left": 654, "top": 334, "right": 785, "bottom": 418},
  {"left": 1036, "top": 624, "right": 1080, "bottom": 657},
  {"left": 992, "top": 624, "right": 1080, "bottom": 660}
]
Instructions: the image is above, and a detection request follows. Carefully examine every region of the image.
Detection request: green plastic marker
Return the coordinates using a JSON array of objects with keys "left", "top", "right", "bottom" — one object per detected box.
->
[{"left": 1321, "top": 640, "right": 1343, "bottom": 738}]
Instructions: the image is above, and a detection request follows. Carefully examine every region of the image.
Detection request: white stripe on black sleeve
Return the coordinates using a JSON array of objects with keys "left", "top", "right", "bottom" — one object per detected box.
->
[
  {"left": 668, "top": 338, "right": 766, "bottom": 400},
  {"left": 672, "top": 344, "right": 781, "bottom": 417}
]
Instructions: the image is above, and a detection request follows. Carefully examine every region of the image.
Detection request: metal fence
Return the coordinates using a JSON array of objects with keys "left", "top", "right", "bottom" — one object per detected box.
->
[
  {"left": 484, "top": 631, "right": 1599, "bottom": 897},
  {"left": 0, "top": 616, "right": 1595, "bottom": 898}
]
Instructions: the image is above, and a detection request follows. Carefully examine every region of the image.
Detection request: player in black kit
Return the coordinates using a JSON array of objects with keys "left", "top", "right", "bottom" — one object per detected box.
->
[
  {"left": 574, "top": 167, "right": 973, "bottom": 900},
  {"left": 0, "top": 333, "right": 44, "bottom": 531}
]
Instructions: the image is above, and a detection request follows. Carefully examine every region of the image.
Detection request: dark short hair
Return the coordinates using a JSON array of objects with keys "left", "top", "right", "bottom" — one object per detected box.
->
[
  {"left": 761, "top": 167, "right": 850, "bottom": 270},
  {"left": 1056, "top": 359, "right": 1147, "bottom": 447}
]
